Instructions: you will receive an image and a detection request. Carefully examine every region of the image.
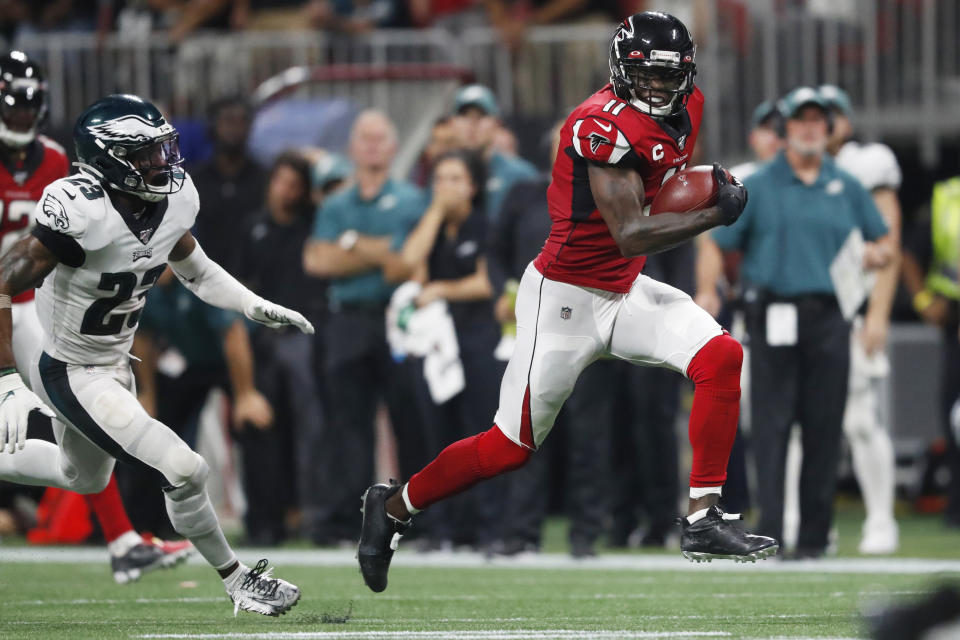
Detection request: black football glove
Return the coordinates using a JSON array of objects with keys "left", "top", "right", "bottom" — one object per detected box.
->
[{"left": 713, "top": 163, "right": 748, "bottom": 226}]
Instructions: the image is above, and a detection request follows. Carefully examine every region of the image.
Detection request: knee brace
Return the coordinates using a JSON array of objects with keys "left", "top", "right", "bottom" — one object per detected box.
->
[{"left": 163, "top": 454, "right": 218, "bottom": 539}]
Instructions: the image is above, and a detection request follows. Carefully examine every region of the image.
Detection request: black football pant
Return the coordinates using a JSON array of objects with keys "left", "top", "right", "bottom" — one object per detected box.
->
[{"left": 748, "top": 295, "right": 850, "bottom": 553}]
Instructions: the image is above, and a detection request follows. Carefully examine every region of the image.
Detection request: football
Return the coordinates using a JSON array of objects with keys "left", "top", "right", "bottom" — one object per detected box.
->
[{"left": 649, "top": 165, "right": 731, "bottom": 215}]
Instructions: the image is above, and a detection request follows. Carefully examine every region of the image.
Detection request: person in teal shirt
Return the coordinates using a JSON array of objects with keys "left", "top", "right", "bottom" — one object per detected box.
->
[
  {"left": 699, "top": 87, "right": 896, "bottom": 559},
  {"left": 450, "top": 84, "right": 539, "bottom": 221},
  {"left": 302, "top": 109, "right": 426, "bottom": 544}
]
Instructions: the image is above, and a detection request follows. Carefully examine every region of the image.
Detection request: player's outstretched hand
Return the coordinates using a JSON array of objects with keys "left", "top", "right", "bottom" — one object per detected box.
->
[
  {"left": 0, "top": 371, "right": 55, "bottom": 454},
  {"left": 713, "top": 163, "right": 748, "bottom": 226},
  {"left": 245, "top": 298, "right": 315, "bottom": 335}
]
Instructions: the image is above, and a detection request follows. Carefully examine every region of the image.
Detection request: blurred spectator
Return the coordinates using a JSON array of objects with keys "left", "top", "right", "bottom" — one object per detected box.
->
[
  {"left": 126, "top": 269, "right": 272, "bottom": 538},
  {"left": 484, "top": 0, "right": 595, "bottom": 50},
  {"left": 701, "top": 87, "right": 894, "bottom": 558},
  {"left": 191, "top": 96, "right": 266, "bottom": 275},
  {"left": 902, "top": 176, "right": 960, "bottom": 529},
  {"left": 302, "top": 110, "right": 424, "bottom": 544},
  {"left": 450, "top": 84, "right": 538, "bottom": 221},
  {"left": 391, "top": 150, "right": 505, "bottom": 550},
  {"left": 819, "top": 83, "right": 901, "bottom": 554},
  {"left": 164, "top": 0, "right": 247, "bottom": 42},
  {"left": 730, "top": 100, "right": 783, "bottom": 181},
  {"left": 411, "top": 116, "right": 460, "bottom": 188},
  {"left": 304, "top": 0, "right": 403, "bottom": 33},
  {"left": 235, "top": 151, "right": 326, "bottom": 545},
  {"left": 408, "top": 0, "right": 487, "bottom": 31}
]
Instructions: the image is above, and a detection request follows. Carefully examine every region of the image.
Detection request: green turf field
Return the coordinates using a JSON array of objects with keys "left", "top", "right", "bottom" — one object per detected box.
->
[{"left": 0, "top": 507, "right": 957, "bottom": 640}]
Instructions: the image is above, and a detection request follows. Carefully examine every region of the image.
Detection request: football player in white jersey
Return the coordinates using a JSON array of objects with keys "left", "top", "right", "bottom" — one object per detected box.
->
[
  {"left": 0, "top": 94, "right": 311, "bottom": 615},
  {"left": 784, "top": 84, "right": 901, "bottom": 554}
]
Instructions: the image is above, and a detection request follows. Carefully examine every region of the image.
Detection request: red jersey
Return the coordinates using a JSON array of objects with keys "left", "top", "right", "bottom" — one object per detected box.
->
[
  {"left": 534, "top": 84, "right": 703, "bottom": 293},
  {"left": 0, "top": 136, "right": 70, "bottom": 302}
]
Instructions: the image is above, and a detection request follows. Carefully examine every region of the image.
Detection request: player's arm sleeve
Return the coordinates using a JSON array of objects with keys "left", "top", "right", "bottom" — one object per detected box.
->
[
  {"left": 169, "top": 238, "right": 259, "bottom": 314},
  {"left": 29, "top": 187, "right": 89, "bottom": 268},
  {"left": 852, "top": 179, "right": 889, "bottom": 241},
  {"left": 571, "top": 115, "right": 639, "bottom": 169}
]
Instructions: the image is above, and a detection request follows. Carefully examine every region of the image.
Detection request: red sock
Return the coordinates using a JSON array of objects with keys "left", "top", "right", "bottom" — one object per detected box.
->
[
  {"left": 84, "top": 474, "right": 135, "bottom": 543},
  {"left": 685, "top": 333, "right": 743, "bottom": 488},
  {"left": 406, "top": 425, "right": 531, "bottom": 510}
]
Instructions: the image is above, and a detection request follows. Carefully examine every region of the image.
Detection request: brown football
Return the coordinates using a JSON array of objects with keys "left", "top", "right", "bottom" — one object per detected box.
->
[{"left": 649, "top": 165, "right": 731, "bottom": 215}]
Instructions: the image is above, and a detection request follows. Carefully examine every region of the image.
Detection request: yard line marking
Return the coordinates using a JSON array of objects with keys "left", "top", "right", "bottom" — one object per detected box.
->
[
  {"left": 0, "top": 590, "right": 925, "bottom": 608},
  {"left": 134, "top": 632, "right": 733, "bottom": 639},
  {"left": 3, "top": 597, "right": 224, "bottom": 606},
  {"left": 3, "top": 547, "right": 960, "bottom": 575}
]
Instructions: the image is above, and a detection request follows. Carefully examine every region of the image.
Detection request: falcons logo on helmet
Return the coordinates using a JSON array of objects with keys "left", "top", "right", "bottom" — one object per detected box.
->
[
  {"left": 87, "top": 115, "right": 173, "bottom": 144},
  {"left": 587, "top": 132, "right": 611, "bottom": 154}
]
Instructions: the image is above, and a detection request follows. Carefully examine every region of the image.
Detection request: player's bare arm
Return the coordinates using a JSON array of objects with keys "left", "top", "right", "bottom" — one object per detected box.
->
[
  {"left": 589, "top": 163, "right": 746, "bottom": 257},
  {"left": 0, "top": 235, "right": 59, "bottom": 368},
  {"left": 169, "top": 230, "right": 314, "bottom": 335},
  {"left": 0, "top": 234, "right": 58, "bottom": 452}
]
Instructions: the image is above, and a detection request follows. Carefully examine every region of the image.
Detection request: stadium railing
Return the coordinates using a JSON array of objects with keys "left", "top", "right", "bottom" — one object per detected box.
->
[{"left": 12, "top": 0, "right": 960, "bottom": 165}]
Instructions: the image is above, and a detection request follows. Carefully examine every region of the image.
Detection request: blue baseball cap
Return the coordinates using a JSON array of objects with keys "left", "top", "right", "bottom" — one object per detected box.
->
[
  {"left": 751, "top": 100, "right": 781, "bottom": 127},
  {"left": 818, "top": 84, "right": 853, "bottom": 116},
  {"left": 778, "top": 86, "right": 830, "bottom": 120},
  {"left": 453, "top": 84, "right": 499, "bottom": 117}
]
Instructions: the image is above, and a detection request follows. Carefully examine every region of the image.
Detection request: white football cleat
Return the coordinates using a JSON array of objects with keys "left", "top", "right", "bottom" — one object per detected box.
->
[{"left": 228, "top": 559, "right": 301, "bottom": 617}]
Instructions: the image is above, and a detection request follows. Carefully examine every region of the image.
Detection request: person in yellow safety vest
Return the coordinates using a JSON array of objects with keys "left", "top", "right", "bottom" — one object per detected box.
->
[{"left": 902, "top": 176, "right": 960, "bottom": 527}]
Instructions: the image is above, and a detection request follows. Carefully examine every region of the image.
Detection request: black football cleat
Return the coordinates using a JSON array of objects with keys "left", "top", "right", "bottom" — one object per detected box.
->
[
  {"left": 358, "top": 481, "right": 410, "bottom": 592},
  {"left": 679, "top": 505, "right": 778, "bottom": 563}
]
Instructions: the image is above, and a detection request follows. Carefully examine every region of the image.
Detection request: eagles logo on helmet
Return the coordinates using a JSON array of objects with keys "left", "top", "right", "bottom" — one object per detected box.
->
[
  {"left": 608, "top": 12, "right": 697, "bottom": 118},
  {"left": 73, "top": 94, "right": 185, "bottom": 203}
]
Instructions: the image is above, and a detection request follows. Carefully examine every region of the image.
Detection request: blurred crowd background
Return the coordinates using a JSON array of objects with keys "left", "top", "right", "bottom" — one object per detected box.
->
[{"left": 0, "top": 0, "right": 959, "bottom": 558}]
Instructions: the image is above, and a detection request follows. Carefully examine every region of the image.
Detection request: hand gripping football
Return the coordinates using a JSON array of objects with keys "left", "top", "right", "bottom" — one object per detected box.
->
[{"left": 649, "top": 165, "right": 733, "bottom": 215}]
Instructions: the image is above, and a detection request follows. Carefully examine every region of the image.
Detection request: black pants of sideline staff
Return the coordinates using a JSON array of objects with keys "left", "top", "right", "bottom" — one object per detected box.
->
[
  {"left": 313, "top": 306, "right": 420, "bottom": 544},
  {"left": 748, "top": 294, "right": 850, "bottom": 554}
]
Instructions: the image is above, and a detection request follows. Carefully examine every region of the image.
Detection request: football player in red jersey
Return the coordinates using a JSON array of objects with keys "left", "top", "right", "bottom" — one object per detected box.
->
[
  {"left": 357, "top": 11, "right": 777, "bottom": 592},
  {"left": 0, "top": 51, "right": 193, "bottom": 582}
]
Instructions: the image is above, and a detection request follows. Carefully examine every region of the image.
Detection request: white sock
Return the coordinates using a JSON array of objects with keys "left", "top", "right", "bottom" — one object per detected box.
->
[
  {"left": 222, "top": 563, "right": 248, "bottom": 592},
  {"left": 686, "top": 508, "right": 710, "bottom": 524},
  {"left": 107, "top": 530, "right": 142, "bottom": 557},
  {"left": 401, "top": 483, "right": 421, "bottom": 516},
  {"left": 689, "top": 486, "right": 722, "bottom": 499}
]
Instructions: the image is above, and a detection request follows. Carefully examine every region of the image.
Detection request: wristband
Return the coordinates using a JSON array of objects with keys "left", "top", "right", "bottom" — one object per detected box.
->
[
  {"left": 912, "top": 289, "right": 935, "bottom": 314},
  {"left": 0, "top": 367, "right": 16, "bottom": 377},
  {"left": 338, "top": 230, "right": 359, "bottom": 251},
  {"left": 0, "top": 294, "right": 10, "bottom": 309}
]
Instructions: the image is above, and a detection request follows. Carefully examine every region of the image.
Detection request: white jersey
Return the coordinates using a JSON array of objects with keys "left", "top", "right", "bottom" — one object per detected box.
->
[
  {"left": 33, "top": 172, "right": 199, "bottom": 365},
  {"left": 834, "top": 140, "right": 902, "bottom": 192}
]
